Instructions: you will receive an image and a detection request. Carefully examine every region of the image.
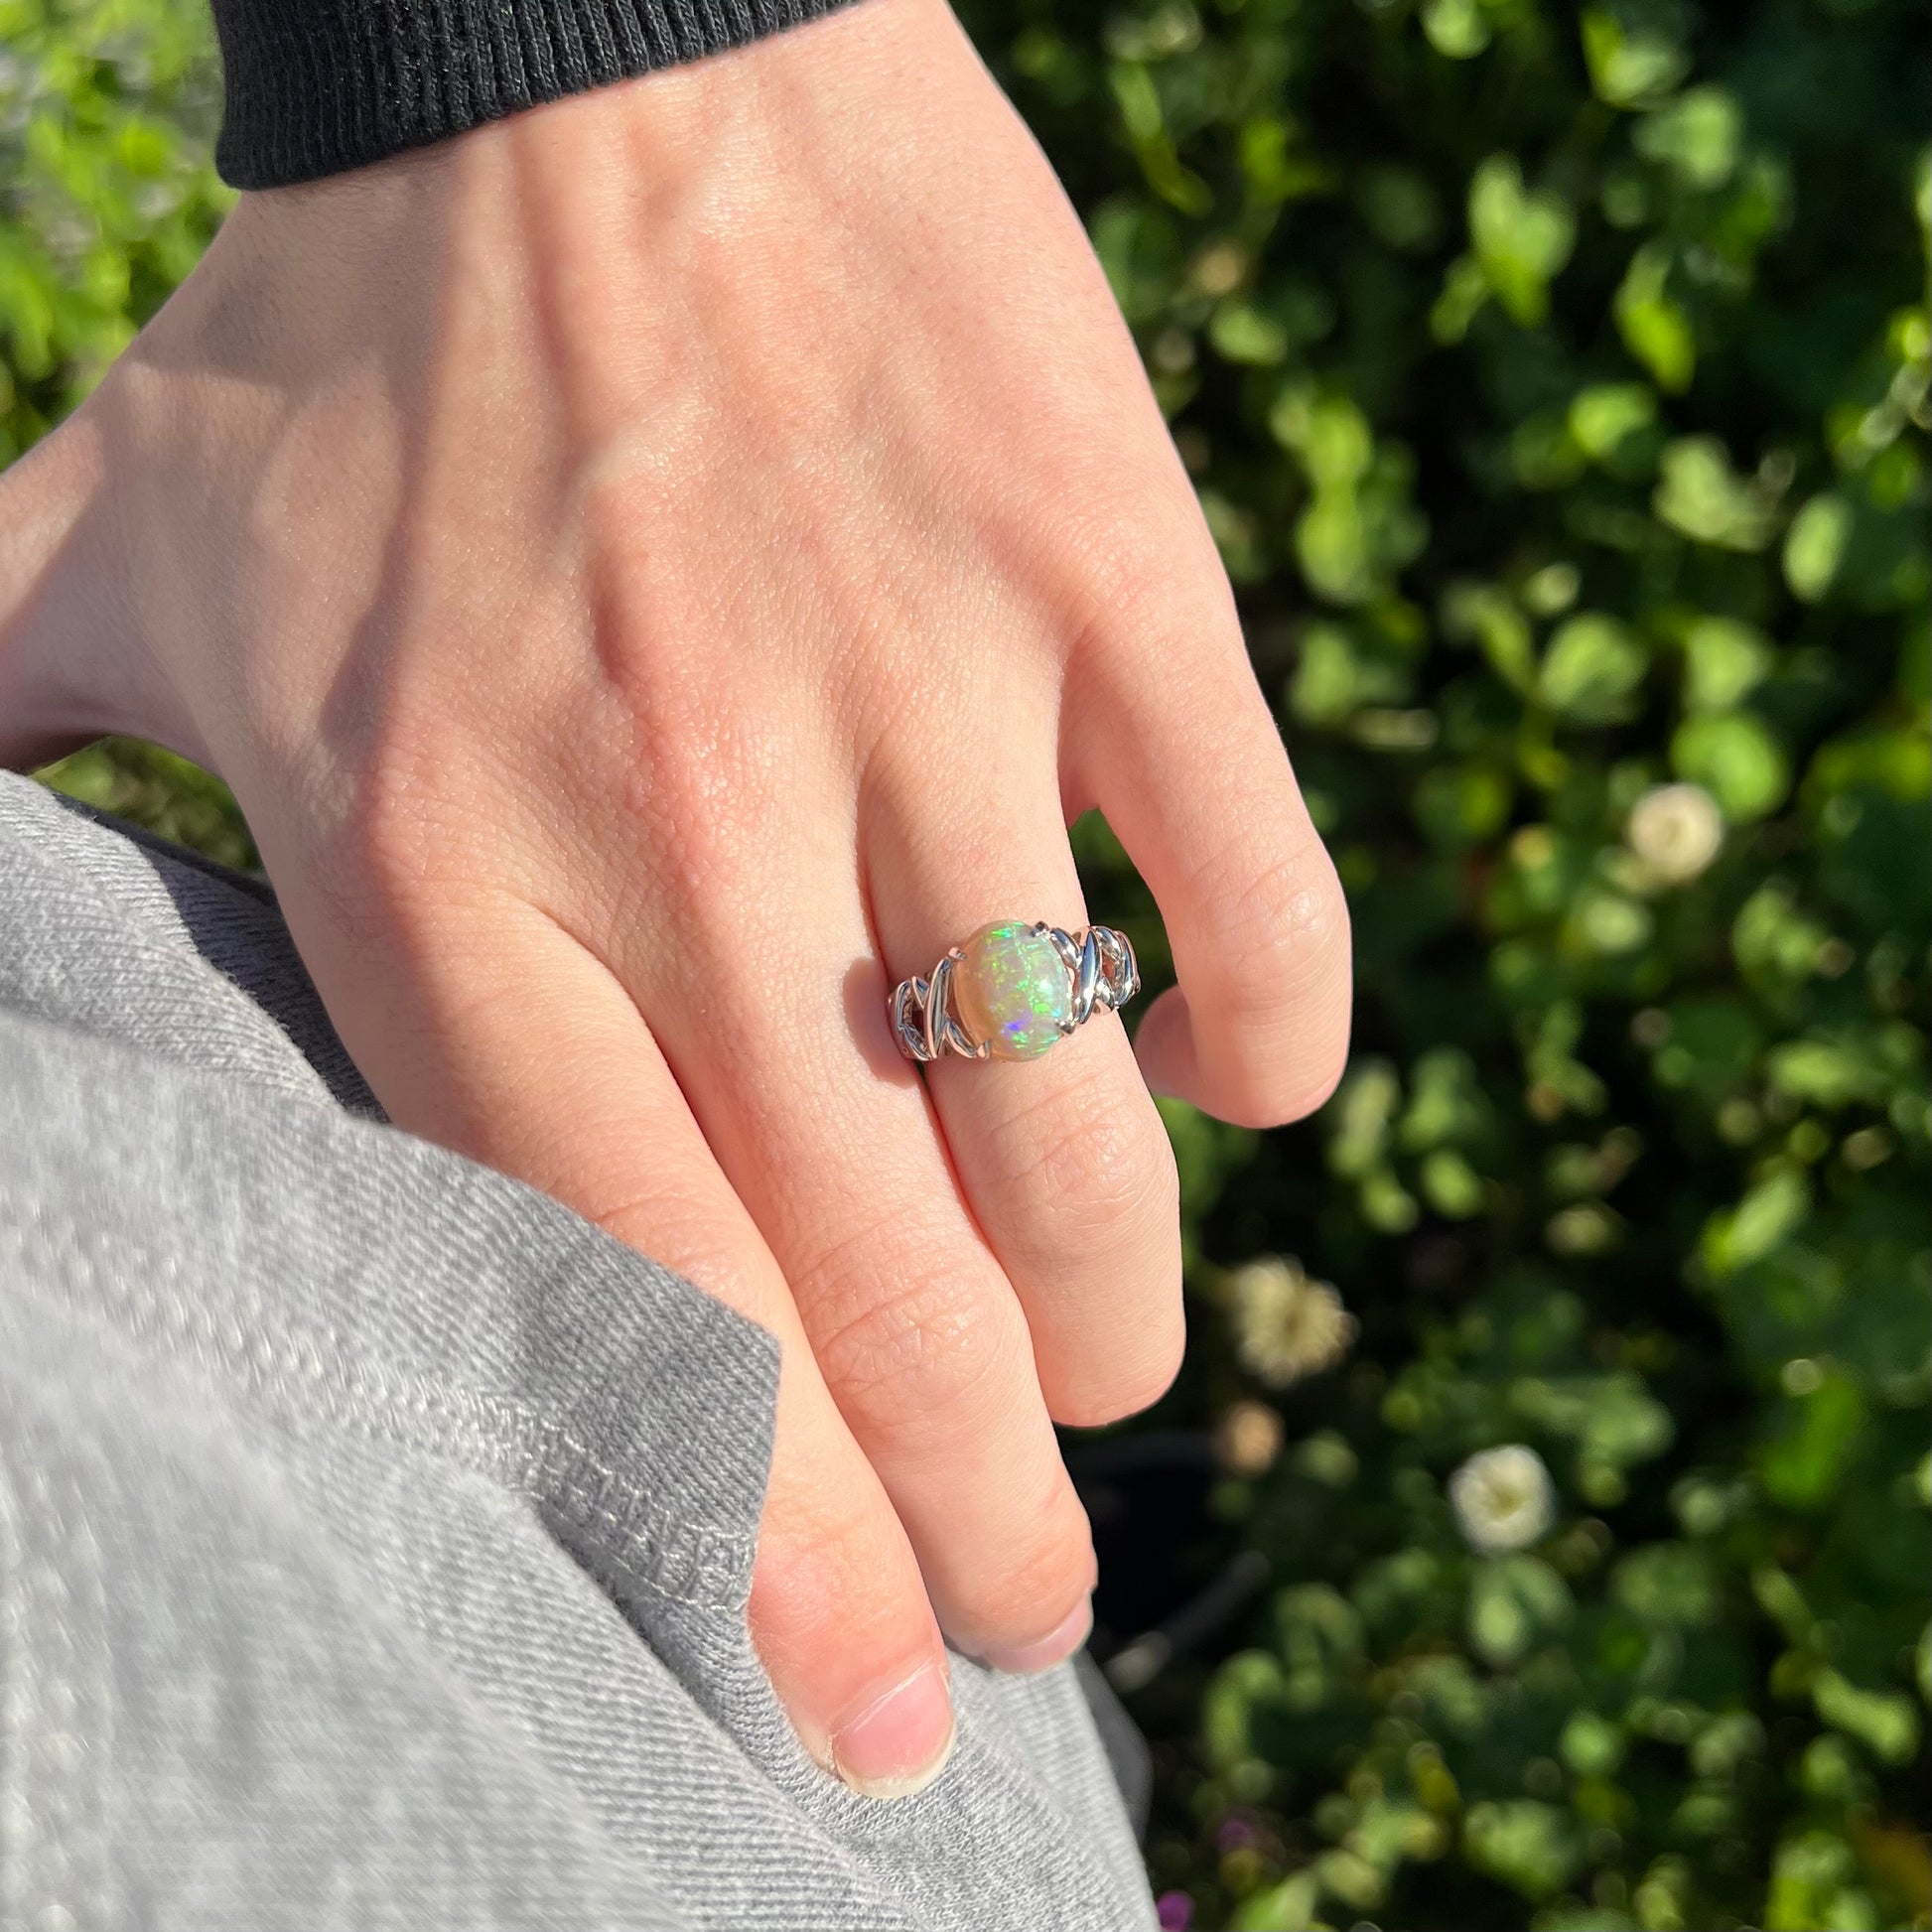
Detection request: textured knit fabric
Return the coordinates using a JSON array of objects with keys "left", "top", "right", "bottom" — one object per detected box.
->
[
  {"left": 207, "top": 0, "right": 859, "bottom": 187},
  {"left": 0, "top": 770, "right": 1156, "bottom": 1932}
]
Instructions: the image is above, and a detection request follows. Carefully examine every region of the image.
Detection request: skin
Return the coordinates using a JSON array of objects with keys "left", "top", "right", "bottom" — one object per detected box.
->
[{"left": 0, "top": 0, "right": 1349, "bottom": 1798}]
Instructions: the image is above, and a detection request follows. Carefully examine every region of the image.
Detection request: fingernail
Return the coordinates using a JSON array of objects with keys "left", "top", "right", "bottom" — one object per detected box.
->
[
  {"left": 829, "top": 1662, "right": 956, "bottom": 1801},
  {"left": 977, "top": 1595, "right": 1093, "bottom": 1675}
]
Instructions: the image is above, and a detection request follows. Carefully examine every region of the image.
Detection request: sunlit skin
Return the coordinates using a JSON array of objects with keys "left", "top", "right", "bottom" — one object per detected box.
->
[{"left": 0, "top": 0, "right": 1350, "bottom": 1796}]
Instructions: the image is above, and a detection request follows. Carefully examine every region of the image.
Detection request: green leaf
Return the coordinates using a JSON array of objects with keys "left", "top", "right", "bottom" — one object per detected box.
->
[
  {"left": 1414, "top": 761, "right": 1513, "bottom": 849},
  {"left": 1559, "top": 1711, "right": 1626, "bottom": 1777},
  {"left": 1398, "top": 1046, "right": 1488, "bottom": 1149},
  {"left": 1784, "top": 493, "right": 1855, "bottom": 601},
  {"left": 1209, "top": 301, "right": 1290, "bottom": 366},
  {"left": 1468, "top": 1556, "right": 1573, "bottom": 1665},
  {"left": 1812, "top": 1669, "right": 1921, "bottom": 1764},
  {"left": 1273, "top": 1583, "right": 1367, "bottom": 1709},
  {"left": 1468, "top": 156, "right": 1577, "bottom": 326},
  {"left": 1463, "top": 1799, "right": 1585, "bottom": 1899},
  {"left": 1759, "top": 1372, "right": 1864, "bottom": 1508},
  {"left": 1702, "top": 1169, "right": 1811, "bottom": 1276},
  {"left": 1765, "top": 1832, "right": 1874, "bottom": 1932},
  {"left": 1328, "top": 1060, "right": 1402, "bottom": 1177},
  {"left": 1670, "top": 711, "right": 1791, "bottom": 819},
  {"left": 1421, "top": 0, "right": 1490, "bottom": 59},
  {"left": 1613, "top": 242, "right": 1697, "bottom": 392},
  {"left": 1611, "top": 1542, "right": 1722, "bottom": 1625},
  {"left": 1681, "top": 616, "right": 1772, "bottom": 711},
  {"left": 1510, "top": 1373, "right": 1674, "bottom": 1469},
  {"left": 1581, "top": 1, "right": 1691, "bottom": 105},
  {"left": 1541, "top": 614, "right": 1648, "bottom": 723},
  {"left": 1632, "top": 86, "right": 1742, "bottom": 190},
  {"left": 1202, "top": 1649, "right": 1287, "bottom": 1765},
  {"left": 1764, "top": 1035, "right": 1896, "bottom": 1109},
  {"left": 1569, "top": 381, "right": 1658, "bottom": 462},
  {"left": 1443, "top": 580, "right": 1536, "bottom": 688},
  {"left": 1654, "top": 437, "right": 1776, "bottom": 549},
  {"left": 1422, "top": 1148, "right": 1485, "bottom": 1217},
  {"left": 1230, "top": 1872, "right": 1322, "bottom": 1931}
]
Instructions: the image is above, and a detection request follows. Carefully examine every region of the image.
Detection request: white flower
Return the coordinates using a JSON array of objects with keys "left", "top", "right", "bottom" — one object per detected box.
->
[
  {"left": 1228, "top": 1255, "right": 1357, "bottom": 1389},
  {"left": 1626, "top": 782, "right": 1725, "bottom": 885},
  {"left": 1449, "top": 1445, "right": 1556, "bottom": 1553}
]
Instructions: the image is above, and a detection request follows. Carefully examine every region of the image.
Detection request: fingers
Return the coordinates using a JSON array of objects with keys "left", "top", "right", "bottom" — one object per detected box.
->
[
  {"left": 290, "top": 893, "right": 957, "bottom": 1800},
  {"left": 1070, "top": 601, "right": 1352, "bottom": 1130},
  {"left": 590, "top": 824, "right": 1102, "bottom": 1671},
  {"left": 861, "top": 740, "right": 1184, "bottom": 1434},
  {"left": 676, "top": 1004, "right": 1102, "bottom": 1666}
]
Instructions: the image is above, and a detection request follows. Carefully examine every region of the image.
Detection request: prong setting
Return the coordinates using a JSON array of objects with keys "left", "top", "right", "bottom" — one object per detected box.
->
[{"left": 891, "top": 921, "right": 1139, "bottom": 1064}]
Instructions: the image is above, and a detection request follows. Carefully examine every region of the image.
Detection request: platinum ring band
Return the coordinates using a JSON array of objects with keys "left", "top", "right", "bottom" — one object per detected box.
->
[{"left": 891, "top": 921, "right": 1140, "bottom": 1065}]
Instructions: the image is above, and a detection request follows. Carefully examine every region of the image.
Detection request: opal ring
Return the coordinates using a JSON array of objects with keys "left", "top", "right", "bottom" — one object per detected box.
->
[{"left": 891, "top": 920, "right": 1140, "bottom": 1064}]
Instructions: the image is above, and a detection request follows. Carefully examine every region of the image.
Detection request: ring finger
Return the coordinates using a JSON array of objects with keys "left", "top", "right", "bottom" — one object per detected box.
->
[
  {"left": 862, "top": 721, "right": 1184, "bottom": 1432},
  {"left": 598, "top": 803, "right": 1103, "bottom": 1669}
]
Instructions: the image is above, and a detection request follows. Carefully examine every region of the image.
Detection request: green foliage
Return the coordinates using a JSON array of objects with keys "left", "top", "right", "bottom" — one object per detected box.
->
[
  {"left": 11, "top": 0, "right": 1930, "bottom": 1925},
  {"left": 36, "top": 735, "right": 259, "bottom": 870},
  {"left": 0, "top": 0, "right": 230, "bottom": 460},
  {"left": 981, "top": 0, "right": 1930, "bottom": 1923}
]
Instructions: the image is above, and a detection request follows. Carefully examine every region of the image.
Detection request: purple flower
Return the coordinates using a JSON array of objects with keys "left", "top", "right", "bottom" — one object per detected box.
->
[
  {"left": 1156, "top": 1891, "right": 1194, "bottom": 1931},
  {"left": 1217, "top": 1816, "right": 1258, "bottom": 1854}
]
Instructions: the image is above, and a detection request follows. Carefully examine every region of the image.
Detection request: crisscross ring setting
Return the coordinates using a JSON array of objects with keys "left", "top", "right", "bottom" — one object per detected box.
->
[{"left": 890, "top": 921, "right": 1139, "bottom": 1065}]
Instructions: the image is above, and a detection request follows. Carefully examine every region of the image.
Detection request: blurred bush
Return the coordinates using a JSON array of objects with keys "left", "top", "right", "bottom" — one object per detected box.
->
[
  {"left": 0, "top": 0, "right": 227, "bottom": 458},
  {"left": 9, "top": 0, "right": 1930, "bottom": 1925}
]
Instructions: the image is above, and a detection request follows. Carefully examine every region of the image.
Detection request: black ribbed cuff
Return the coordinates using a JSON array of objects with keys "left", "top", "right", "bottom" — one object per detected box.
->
[{"left": 209, "top": 0, "right": 857, "bottom": 189}]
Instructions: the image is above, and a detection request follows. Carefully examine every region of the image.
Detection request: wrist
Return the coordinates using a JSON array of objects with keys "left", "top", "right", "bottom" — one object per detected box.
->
[{"left": 207, "top": 0, "right": 870, "bottom": 192}]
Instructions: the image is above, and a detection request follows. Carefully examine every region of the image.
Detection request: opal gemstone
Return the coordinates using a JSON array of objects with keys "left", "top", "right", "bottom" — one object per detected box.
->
[{"left": 954, "top": 920, "right": 1073, "bottom": 1060}]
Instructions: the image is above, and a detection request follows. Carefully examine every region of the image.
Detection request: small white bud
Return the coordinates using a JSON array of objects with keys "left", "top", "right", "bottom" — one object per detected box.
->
[
  {"left": 1627, "top": 782, "right": 1725, "bottom": 885},
  {"left": 1450, "top": 1445, "right": 1557, "bottom": 1553}
]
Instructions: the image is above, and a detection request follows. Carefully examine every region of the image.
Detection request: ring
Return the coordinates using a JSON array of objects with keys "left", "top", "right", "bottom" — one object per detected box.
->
[{"left": 890, "top": 920, "right": 1140, "bottom": 1064}]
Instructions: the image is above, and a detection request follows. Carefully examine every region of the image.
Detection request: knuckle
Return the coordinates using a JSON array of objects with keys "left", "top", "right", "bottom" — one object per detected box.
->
[
  {"left": 343, "top": 761, "right": 437, "bottom": 891},
  {"left": 806, "top": 1257, "right": 1029, "bottom": 1442},
  {"left": 1001, "top": 1552, "right": 1095, "bottom": 1637},
  {"left": 950, "top": 1503, "right": 1097, "bottom": 1648},
  {"left": 987, "top": 1073, "right": 1184, "bottom": 1426},
  {"left": 749, "top": 1483, "right": 935, "bottom": 1676},
  {"left": 1009, "top": 1073, "right": 1180, "bottom": 1265},
  {"left": 621, "top": 732, "right": 754, "bottom": 903},
  {"left": 1182, "top": 846, "right": 1353, "bottom": 1129},
  {"left": 1074, "top": 534, "right": 1242, "bottom": 685},
  {"left": 310, "top": 751, "right": 487, "bottom": 948},
  {"left": 1061, "top": 460, "right": 1231, "bottom": 612},
  {"left": 607, "top": 719, "right": 803, "bottom": 986},
  {"left": 1216, "top": 843, "right": 1351, "bottom": 1008}
]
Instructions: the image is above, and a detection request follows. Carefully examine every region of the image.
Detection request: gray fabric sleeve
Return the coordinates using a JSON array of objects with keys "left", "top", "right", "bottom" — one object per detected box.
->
[{"left": 0, "top": 769, "right": 1155, "bottom": 1932}]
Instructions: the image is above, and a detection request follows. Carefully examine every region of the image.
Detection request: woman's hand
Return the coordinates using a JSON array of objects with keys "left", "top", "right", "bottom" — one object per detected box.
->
[{"left": 0, "top": 0, "right": 1348, "bottom": 1796}]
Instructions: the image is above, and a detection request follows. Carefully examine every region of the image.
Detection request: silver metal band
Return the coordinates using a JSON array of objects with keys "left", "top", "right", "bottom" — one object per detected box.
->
[{"left": 890, "top": 923, "right": 1140, "bottom": 1065}]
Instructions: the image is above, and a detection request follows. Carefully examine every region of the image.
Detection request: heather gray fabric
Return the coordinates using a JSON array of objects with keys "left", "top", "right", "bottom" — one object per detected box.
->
[{"left": 0, "top": 770, "right": 1155, "bottom": 1932}]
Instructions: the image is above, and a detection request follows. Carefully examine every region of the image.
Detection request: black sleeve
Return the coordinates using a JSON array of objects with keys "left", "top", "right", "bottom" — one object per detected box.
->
[{"left": 209, "top": 0, "right": 857, "bottom": 189}]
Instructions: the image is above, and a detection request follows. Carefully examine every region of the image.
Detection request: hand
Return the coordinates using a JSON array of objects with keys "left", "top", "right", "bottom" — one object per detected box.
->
[{"left": 0, "top": 0, "right": 1349, "bottom": 1796}]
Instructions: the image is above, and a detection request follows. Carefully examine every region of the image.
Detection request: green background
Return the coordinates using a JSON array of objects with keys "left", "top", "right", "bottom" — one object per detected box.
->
[{"left": 5, "top": 0, "right": 1928, "bottom": 1923}]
